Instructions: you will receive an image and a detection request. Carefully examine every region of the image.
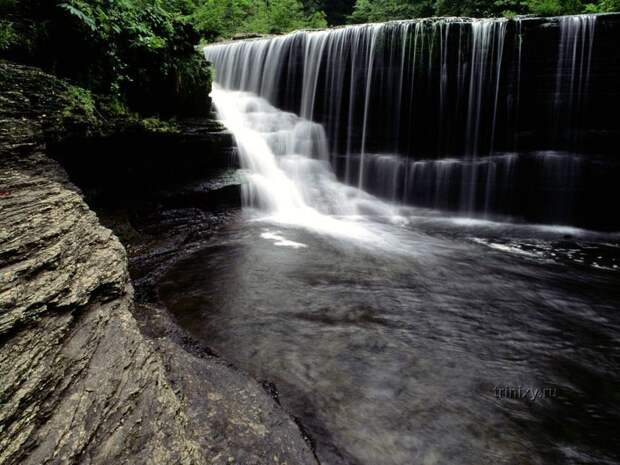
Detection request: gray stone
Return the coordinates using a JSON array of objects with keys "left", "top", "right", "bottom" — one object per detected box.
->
[{"left": 0, "top": 61, "right": 318, "bottom": 465}]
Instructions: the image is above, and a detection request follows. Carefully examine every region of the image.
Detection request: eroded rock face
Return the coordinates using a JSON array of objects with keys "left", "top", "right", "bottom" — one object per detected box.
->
[
  {"left": 0, "top": 152, "right": 203, "bottom": 465},
  {"left": 0, "top": 154, "right": 128, "bottom": 334},
  {"left": 0, "top": 62, "right": 317, "bottom": 465}
]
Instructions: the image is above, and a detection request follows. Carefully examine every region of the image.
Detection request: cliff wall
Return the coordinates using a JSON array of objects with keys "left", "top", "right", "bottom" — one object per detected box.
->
[{"left": 0, "top": 62, "right": 317, "bottom": 465}]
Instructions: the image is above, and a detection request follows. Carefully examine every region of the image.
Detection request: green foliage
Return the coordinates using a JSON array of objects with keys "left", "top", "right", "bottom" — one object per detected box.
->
[
  {"left": 96, "top": 95, "right": 130, "bottom": 118},
  {"left": 63, "top": 85, "right": 97, "bottom": 120},
  {"left": 350, "top": 0, "right": 434, "bottom": 23},
  {"left": 139, "top": 116, "right": 180, "bottom": 133},
  {"left": 0, "top": 0, "right": 214, "bottom": 116},
  {"left": 55, "top": 0, "right": 210, "bottom": 113},
  {"left": 58, "top": 2, "right": 96, "bottom": 30},
  {"left": 53, "top": 81, "right": 181, "bottom": 140},
  {"left": 525, "top": 0, "right": 583, "bottom": 15},
  {"left": 349, "top": 0, "right": 617, "bottom": 21},
  {"left": 59, "top": 84, "right": 103, "bottom": 135},
  {"left": 584, "top": 0, "right": 620, "bottom": 11},
  {"left": 304, "top": 0, "right": 356, "bottom": 25},
  {"left": 0, "top": 0, "right": 17, "bottom": 12},
  {"left": 189, "top": 0, "right": 327, "bottom": 38},
  {"left": 190, "top": 0, "right": 246, "bottom": 38},
  {"left": 0, "top": 21, "right": 17, "bottom": 51},
  {"left": 243, "top": 0, "right": 327, "bottom": 33}
]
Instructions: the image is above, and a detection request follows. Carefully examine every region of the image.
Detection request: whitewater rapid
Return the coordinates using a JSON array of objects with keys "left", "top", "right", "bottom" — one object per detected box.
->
[{"left": 210, "top": 85, "right": 409, "bottom": 246}]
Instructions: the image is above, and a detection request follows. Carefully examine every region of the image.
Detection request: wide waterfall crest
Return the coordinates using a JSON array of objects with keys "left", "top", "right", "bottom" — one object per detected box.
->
[{"left": 206, "top": 13, "right": 620, "bottom": 230}]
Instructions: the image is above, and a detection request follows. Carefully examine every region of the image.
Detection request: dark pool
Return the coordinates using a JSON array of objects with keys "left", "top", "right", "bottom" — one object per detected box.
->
[{"left": 158, "top": 213, "right": 620, "bottom": 465}]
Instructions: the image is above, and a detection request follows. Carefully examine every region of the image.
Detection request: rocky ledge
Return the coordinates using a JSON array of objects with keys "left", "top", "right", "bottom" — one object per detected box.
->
[{"left": 0, "top": 62, "right": 318, "bottom": 465}]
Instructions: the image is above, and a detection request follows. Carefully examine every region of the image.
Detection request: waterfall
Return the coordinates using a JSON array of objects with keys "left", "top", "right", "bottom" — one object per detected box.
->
[
  {"left": 553, "top": 15, "right": 596, "bottom": 145},
  {"left": 210, "top": 86, "right": 403, "bottom": 241},
  {"left": 204, "top": 18, "right": 514, "bottom": 161},
  {"left": 461, "top": 19, "right": 508, "bottom": 213},
  {"left": 205, "top": 13, "right": 619, "bottom": 229}
]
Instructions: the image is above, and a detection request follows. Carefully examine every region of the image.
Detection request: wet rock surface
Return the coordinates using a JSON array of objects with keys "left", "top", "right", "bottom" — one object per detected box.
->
[{"left": 0, "top": 61, "right": 318, "bottom": 465}]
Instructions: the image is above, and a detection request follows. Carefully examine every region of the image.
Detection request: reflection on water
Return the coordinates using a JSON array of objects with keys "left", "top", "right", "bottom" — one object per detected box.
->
[{"left": 158, "top": 214, "right": 620, "bottom": 465}]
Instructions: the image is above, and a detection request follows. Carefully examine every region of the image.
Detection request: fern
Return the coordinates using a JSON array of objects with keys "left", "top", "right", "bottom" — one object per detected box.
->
[{"left": 59, "top": 3, "right": 97, "bottom": 31}]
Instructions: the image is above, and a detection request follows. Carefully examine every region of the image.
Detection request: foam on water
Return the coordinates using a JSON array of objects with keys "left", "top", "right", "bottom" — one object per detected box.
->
[
  {"left": 211, "top": 85, "right": 405, "bottom": 247},
  {"left": 261, "top": 231, "right": 308, "bottom": 249}
]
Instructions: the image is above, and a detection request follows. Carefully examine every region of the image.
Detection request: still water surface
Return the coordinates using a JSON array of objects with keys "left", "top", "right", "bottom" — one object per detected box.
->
[{"left": 159, "top": 213, "right": 620, "bottom": 465}]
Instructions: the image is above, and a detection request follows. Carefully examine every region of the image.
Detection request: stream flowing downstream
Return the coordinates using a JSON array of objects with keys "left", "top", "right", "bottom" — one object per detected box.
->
[
  {"left": 160, "top": 14, "right": 619, "bottom": 465},
  {"left": 157, "top": 84, "right": 620, "bottom": 465},
  {"left": 159, "top": 213, "right": 620, "bottom": 465}
]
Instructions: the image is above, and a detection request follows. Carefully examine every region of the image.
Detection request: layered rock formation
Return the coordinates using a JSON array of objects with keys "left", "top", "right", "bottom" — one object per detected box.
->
[{"left": 0, "top": 62, "right": 318, "bottom": 465}]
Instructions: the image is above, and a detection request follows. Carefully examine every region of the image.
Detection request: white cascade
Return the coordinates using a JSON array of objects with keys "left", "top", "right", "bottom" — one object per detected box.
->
[{"left": 210, "top": 85, "right": 403, "bottom": 241}]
